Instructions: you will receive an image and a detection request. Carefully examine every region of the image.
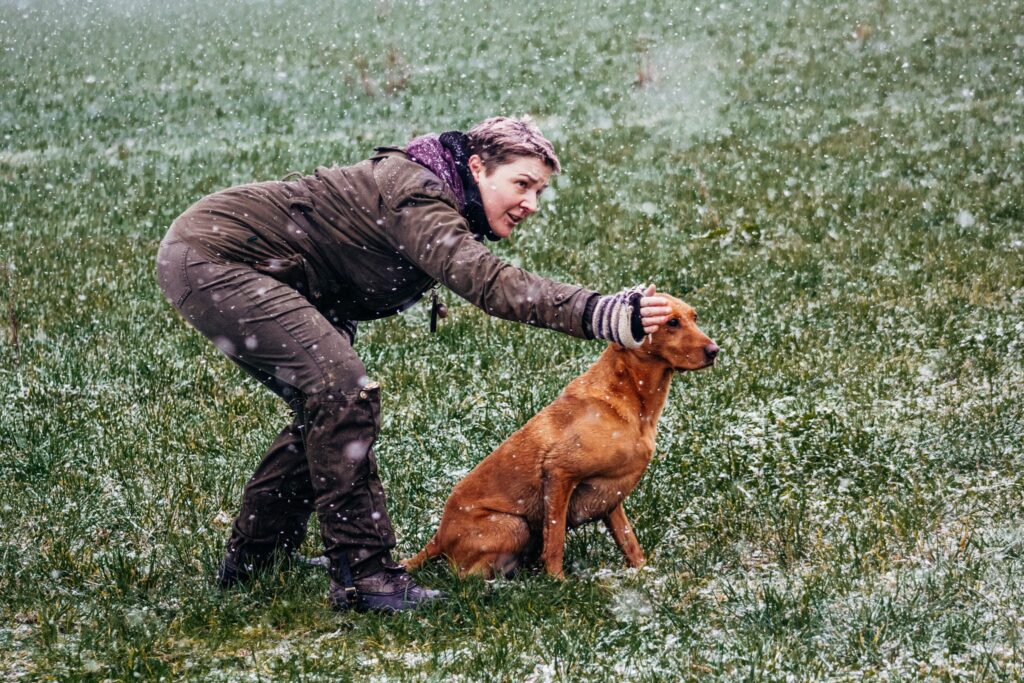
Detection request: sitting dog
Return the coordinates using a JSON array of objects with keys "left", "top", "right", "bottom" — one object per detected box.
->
[{"left": 404, "top": 294, "right": 718, "bottom": 579}]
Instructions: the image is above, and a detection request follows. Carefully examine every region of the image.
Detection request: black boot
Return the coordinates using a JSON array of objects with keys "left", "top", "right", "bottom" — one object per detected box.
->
[
  {"left": 329, "top": 564, "right": 445, "bottom": 613},
  {"left": 215, "top": 554, "right": 270, "bottom": 589},
  {"left": 215, "top": 550, "right": 302, "bottom": 589}
]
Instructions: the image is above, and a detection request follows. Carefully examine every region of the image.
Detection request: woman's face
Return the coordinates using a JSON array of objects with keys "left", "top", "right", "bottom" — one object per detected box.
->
[{"left": 469, "top": 154, "right": 552, "bottom": 239}]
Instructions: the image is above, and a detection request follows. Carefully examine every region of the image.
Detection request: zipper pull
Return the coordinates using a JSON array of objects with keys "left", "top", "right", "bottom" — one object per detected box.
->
[{"left": 430, "top": 289, "right": 447, "bottom": 333}]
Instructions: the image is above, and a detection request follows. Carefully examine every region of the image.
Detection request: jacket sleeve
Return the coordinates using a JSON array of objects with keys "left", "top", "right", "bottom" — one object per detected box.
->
[{"left": 386, "top": 192, "right": 598, "bottom": 339}]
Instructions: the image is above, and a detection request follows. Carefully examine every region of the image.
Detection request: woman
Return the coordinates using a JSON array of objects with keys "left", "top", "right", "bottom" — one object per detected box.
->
[{"left": 156, "top": 116, "right": 671, "bottom": 613}]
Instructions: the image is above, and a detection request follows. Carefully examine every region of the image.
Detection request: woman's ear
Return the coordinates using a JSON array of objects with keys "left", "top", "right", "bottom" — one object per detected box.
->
[{"left": 468, "top": 154, "right": 485, "bottom": 183}]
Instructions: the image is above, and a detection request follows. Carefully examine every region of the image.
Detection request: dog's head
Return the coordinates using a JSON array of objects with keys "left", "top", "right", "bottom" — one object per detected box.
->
[{"left": 639, "top": 294, "right": 718, "bottom": 372}]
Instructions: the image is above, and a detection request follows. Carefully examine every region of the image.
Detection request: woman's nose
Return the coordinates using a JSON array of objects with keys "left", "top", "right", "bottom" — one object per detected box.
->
[{"left": 521, "top": 192, "right": 538, "bottom": 213}]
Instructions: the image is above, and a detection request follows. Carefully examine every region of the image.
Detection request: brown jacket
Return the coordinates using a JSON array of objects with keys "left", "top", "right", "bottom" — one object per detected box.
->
[{"left": 168, "top": 149, "right": 596, "bottom": 337}]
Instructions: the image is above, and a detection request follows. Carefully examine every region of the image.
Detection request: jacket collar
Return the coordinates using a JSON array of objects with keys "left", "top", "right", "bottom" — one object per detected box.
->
[{"left": 404, "top": 132, "right": 498, "bottom": 241}]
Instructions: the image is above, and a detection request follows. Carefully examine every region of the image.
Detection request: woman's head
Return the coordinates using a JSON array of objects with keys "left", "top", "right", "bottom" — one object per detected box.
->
[
  {"left": 466, "top": 116, "right": 559, "bottom": 238},
  {"left": 466, "top": 116, "right": 561, "bottom": 174}
]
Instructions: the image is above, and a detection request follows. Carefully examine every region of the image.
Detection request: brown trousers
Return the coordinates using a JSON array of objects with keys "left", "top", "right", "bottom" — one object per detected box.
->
[{"left": 156, "top": 232, "right": 396, "bottom": 580}]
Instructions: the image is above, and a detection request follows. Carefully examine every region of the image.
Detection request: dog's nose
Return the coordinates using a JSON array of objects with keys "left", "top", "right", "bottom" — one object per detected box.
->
[{"left": 704, "top": 343, "right": 720, "bottom": 361}]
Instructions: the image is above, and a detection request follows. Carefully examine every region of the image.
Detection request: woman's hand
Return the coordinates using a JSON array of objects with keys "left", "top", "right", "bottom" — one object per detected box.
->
[
  {"left": 639, "top": 284, "right": 671, "bottom": 334},
  {"left": 589, "top": 284, "right": 671, "bottom": 348}
]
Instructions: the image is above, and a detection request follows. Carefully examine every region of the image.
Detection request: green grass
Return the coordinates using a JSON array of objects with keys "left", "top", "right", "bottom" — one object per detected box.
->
[{"left": 2, "top": 0, "right": 1023, "bottom": 680}]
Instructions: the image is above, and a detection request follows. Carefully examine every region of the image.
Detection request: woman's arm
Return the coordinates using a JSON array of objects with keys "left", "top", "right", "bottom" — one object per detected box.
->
[{"left": 387, "top": 193, "right": 597, "bottom": 338}]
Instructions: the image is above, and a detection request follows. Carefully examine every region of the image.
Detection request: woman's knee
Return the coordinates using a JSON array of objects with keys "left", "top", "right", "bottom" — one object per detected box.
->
[{"left": 301, "top": 382, "right": 383, "bottom": 453}]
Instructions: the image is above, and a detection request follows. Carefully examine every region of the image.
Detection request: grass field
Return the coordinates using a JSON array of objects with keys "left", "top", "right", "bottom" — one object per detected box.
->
[{"left": 2, "top": 0, "right": 1023, "bottom": 680}]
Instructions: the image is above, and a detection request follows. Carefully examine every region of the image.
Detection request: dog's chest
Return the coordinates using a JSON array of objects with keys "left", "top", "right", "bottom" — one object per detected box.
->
[{"left": 567, "top": 466, "right": 647, "bottom": 528}]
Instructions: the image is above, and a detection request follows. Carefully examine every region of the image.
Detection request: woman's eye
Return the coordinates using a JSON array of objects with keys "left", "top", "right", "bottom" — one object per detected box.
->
[{"left": 667, "top": 318, "right": 680, "bottom": 328}]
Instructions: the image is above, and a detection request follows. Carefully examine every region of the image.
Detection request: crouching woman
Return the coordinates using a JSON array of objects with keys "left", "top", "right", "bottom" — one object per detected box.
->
[{"left": 156, "top": 116, "right": 670, "bottom": 613}]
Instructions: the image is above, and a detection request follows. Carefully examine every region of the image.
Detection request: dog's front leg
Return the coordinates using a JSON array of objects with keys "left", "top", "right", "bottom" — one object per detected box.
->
[
  {"left": 540, "top": 470, "right": 576, "bottom": 579},
  {"left": 603, "top": 503, "right": 646, "bottom": 568}
]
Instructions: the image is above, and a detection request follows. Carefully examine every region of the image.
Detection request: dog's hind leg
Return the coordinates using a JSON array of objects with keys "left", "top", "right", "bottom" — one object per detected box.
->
[
  {"left": 451, "top": 512, "right": 531, "bottom": 579},
  {"left": 603, "top": 503, "right": 646, "bottom": 568},
  {"left": 461, "top": 553, "right": 519, "bottom": 580}
]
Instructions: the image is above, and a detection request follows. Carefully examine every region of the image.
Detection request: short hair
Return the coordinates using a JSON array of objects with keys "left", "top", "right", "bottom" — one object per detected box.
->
[{"left": 466, "top": 116, "right": 561, "bottom": 174}]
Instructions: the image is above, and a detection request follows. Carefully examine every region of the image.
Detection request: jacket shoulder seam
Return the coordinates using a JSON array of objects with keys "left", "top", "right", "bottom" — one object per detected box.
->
[{"left": 374, "top": 156, "right": 458, "bottom": 211}]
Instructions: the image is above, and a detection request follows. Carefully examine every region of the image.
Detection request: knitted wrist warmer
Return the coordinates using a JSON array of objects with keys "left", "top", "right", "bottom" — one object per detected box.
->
[{"left": 589, "top": 286, "right": 645, "bottom": 349}]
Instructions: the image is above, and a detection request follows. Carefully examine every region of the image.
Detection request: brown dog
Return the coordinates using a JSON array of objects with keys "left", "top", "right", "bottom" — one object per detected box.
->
[{"left": 404, "top": 294, "right": 718, "bottom": 579}]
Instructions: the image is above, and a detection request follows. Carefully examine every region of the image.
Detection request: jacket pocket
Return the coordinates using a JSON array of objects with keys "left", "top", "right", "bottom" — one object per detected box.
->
[{"left": 358, "top": 382, "right": 381, "bottom": 432}]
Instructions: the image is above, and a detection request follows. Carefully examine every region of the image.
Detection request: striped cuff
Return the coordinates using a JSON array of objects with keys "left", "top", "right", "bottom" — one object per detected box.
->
[{"left": 589, "top": 286, "right": 645, "bottom": 349}]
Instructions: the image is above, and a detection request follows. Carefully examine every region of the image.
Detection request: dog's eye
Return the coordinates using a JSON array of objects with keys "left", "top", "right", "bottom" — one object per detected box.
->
[{"left": 667, "top": 318, "right": 680, "bottom": 328}]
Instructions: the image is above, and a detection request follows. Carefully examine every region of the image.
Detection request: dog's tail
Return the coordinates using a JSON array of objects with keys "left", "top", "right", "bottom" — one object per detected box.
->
[{"left": 401, "top": 534, "right": 440, "bottom": 571}]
